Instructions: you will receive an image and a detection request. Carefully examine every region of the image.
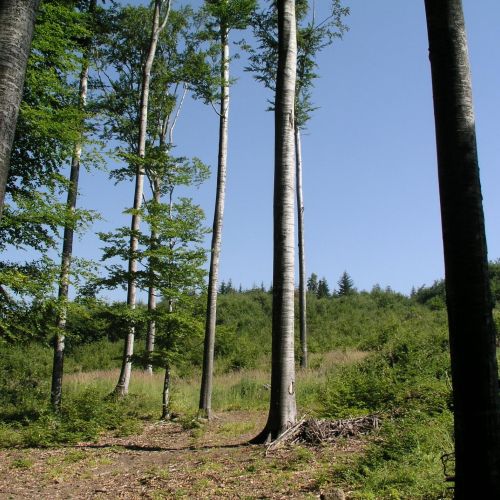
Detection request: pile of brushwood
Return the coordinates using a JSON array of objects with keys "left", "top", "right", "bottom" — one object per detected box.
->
[{"left": 266, "top": 414, "right": 380, "bottom": 452}]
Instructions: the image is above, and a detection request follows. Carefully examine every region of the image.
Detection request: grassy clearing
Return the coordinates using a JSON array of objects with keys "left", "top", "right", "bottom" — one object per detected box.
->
[{"left": 0, "top": 291, "right": 457, "bottom": 498}]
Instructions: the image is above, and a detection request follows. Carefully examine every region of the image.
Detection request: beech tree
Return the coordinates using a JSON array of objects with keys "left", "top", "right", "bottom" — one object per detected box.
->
[
  {"left": 0, "top": 1, "right": 97, "bottom": 344},
  {"left": 197, "top": 0, "right": 256, "bottom": 420},
  {"left": 98, "top": 2, "right": 209, "bottom": 395},
  {"left": 244, "top": 0, "right": 348, "bottom": 368},
  {"left": 424, "top": 0, "right": 500, "bottom": 495},
  {"left": 101, "top": 0, "right": 172, "bottom": 397},
  {"left": 0, "top": 0, "right": 40, "bottom": 218},
  {"left": 139, "top": 199, "right": 207, "bottom": 419},
  {"left": 252, "top": 0, "right": 298, "bottom": 442},
  {"left": 51, "top": 0, "right": 97, "bottom": 411}
]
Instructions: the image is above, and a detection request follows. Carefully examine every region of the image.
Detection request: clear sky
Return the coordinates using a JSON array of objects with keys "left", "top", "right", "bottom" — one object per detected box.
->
[{"left": 71, "top": 0, "right": 500, "bottom": 299}]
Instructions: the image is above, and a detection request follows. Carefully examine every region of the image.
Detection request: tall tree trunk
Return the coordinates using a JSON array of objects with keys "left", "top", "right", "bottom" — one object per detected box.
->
[
  {"left": 115, "top": 0, "right": 171, "bottom": 396},
  {"left": 50, "top": 1, "right": 94, "bottom": 408},
  {"left": 424, "top": 0, "right": 500, "bottom": 496},
  {"left": 145, "top": 180, "right": 161, "bottom": 375},
  {"left": 252, "top": 0, "right": 297, "bottom": 443},
  {"left": 295, "top": 125, "right": 307, "bottom": 368},
  {"left": 199, "top": 25, "right": 230, "bottom": 420},
  {"left": 0, "top": 0, "right": 40, "bottom": 218}
]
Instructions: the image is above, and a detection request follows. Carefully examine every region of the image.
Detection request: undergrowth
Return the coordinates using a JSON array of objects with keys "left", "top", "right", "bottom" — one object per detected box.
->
[{"left": 0, "top": 290, "right": 459, "bottom": 498}]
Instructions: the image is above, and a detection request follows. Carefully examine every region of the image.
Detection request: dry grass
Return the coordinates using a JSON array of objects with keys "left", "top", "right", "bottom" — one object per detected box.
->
[{"left": 63, "top": 349, "right": 368, "bottom": 416}]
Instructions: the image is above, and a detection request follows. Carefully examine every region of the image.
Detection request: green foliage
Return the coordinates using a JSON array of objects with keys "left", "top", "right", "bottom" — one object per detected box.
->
[
  {"left": 412, "top": 279, "right": 446, "bottom": 310},
  {"left": 0, "top": 0, "right": 101, "bottom": 344},
  {"left": 317, "top": 305, "right": 453, "bottom": 498},
  {"left": 332, "top": 412, "right": 454, "bottom": 499},
  {"left": 317, "top": 277, "right": 330, "bottom": 298},
  {"left": 213, "top": 290, "right": 272, "bottom": 371},
  {"left": 307, "top": 272, "right": 319, "bottom": 293},
  {"left": 145, "top": 308, "right": 205, "bottom": 370},
  {"left": 188, "top": 0, "right": 257, "bottom": 105},
  {"left": 0, "top": 342, "right": 151, "bottom": 447},
  {"left": 4, "top": 0, "right": 94, "bottom": 251},
  {"left": 337, "top": 271, "right": 355, "bottom": 296},
  {"left": 321, "top": 317, "right": 451, "bottom": 418},
  {"left": 97, "top": 3, "right": 200, "bottom": 148},
  {"left": 243, "top": 0, "right": 349, "bottom": 125}
]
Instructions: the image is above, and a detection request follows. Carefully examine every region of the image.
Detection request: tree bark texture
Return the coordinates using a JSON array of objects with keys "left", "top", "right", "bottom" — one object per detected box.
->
[
  {"left": 199, "top": 26, "right": 230, "bottom": 419},
  {"left": 51, "top": 14, "right": 93, "bottom": 408},
  {"left": 424, "top": 0, "right": 500, "bottom": 496},
  {"left": 0, "top": 0, "right": 40, "bottom": 218},
  {"left": 115, "top": 0, "right": 171, "bottom": 396},
  {"left": 253, "top": 0, "right": 297, "bottom": 442},
  {"left": 295, "top": 126, "right": 307, "bottom": 369}
]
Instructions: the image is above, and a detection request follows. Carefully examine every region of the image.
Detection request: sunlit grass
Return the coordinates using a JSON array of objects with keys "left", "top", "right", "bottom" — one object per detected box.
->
[{"left": 63, "top": 349, "right": 367, "bottom": 417}]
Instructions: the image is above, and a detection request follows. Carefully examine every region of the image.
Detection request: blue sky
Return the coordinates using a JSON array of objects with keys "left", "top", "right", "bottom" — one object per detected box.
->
[{"left": 71, "top": 0, "right": 500, "bottom": 298}]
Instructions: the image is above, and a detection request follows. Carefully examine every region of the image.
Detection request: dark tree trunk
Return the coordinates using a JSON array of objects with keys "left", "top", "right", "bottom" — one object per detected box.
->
[
  {"left": 51, "top": 0, "right": 95, "bottom": 410},
  {"left": 199, "top": 25, "right": 230, "bottom": 420},
  {"left": 51, "top": 51, "right": 90, "bottom": 410},
  {"left": 0, "top": 0, "right": 40, "bottom": 218},
  {"left": 252, "top": 0, "right": 297, "bottom": 443},
  {"left": 424, "top": 0, "right": 500, "bottom": 496}
]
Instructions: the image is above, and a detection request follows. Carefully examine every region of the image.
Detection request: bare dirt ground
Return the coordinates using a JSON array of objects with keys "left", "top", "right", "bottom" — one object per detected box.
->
[{"left": 0, "top": 410, "right": 363, "bottom": 499}]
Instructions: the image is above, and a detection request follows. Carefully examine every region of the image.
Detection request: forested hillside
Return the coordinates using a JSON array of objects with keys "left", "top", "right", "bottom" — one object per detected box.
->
[{"left": 0, "top": 280, "right": 496, "bottom": 497}]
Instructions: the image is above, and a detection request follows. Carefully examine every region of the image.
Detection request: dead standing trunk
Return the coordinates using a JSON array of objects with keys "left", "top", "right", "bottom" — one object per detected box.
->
[
  {"left": 0, "top": 0, "right": 40, "bottom": 218},
  {"left": 252, "top": 0, "right": 297, "bottom": 443},
  {"left": 114, "top": 0, "right": 171, "bottom": 396},
  {"left": 424, "top": 0, "right": 500, "bottom": 495},
  {"left": 199, "top": 24, "right": 230, "bottom": 419},
  {"left": 295, "top": 124, "right": 307, "bottom": 368},
  {"left": 50, "top": 0, "right": 94, "bottom": 407}
]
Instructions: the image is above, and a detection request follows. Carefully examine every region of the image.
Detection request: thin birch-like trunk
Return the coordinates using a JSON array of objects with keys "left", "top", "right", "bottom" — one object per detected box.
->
[
  {"left": 0, "top": 0, "right": 40, "bottom": 218},
  {"left": 144, "top": 86, "right": 186, "bottom": 373},
  {"left": 424, "top": 0, "right": 500, "bottom": 495},
  {"left": 253, "top": 0, "right": 297, "bottom": 443},
  {"left": 295, "top": 125, "right": 307, "bottom": 368},
  {"left": 199, "top": 25, "right": 230, "bottom": 419},
  {"left": 115, "top": 0, "right": 171, "bottom": 396},
  {"left": 145, "top": 180, "right": 161, "bottom": 375},
  {"left": 50, "top": 17, "right": 93, "bottom": 409}
]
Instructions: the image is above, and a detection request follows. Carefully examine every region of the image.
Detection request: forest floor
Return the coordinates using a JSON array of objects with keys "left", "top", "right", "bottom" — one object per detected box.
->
[{"left": 0, "top": 410, "right": 365, "bottom": 499}]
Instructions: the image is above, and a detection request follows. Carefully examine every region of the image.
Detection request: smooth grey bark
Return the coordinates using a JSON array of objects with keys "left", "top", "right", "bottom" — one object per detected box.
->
[
  {"left": 115, "top": 0, "right": 171, "bottom": 396},
  {"left": 424, "top": 0, "right": 500, "bottom": 496},
  {"left": 0, "top": 0, "right": 40, "bottom": 218},
  {"left": 295, "top": 125, "right": 307, "bottom": 368},
  {"left": 50, "top": 10, "right": 93, "bottom": 408},
  {"left": 252, "top": 0, "right": 297, "bottom": 443},
  {"left": 199, "top": 25, "right": 230, "bottom": 420}
]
